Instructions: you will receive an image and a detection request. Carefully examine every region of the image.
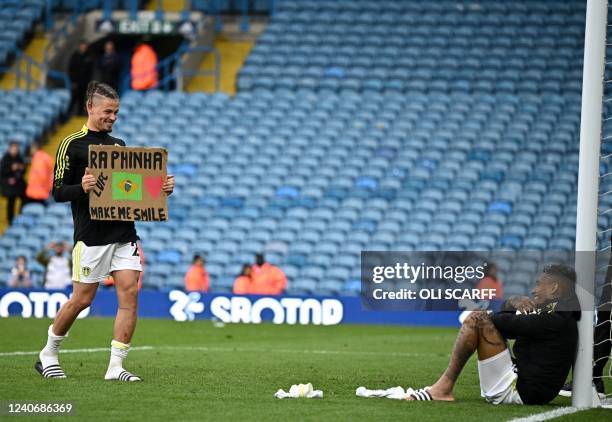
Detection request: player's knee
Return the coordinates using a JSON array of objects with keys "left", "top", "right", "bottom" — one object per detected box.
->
[
  {"left": 122, "top": 284, "right": 139, "bottom": 300},
  {"left": 71, "top": 295, "right": 93, "bottom": 311},
  {"left": 117, "top": 285, "right": 138, "bottom": 307}
]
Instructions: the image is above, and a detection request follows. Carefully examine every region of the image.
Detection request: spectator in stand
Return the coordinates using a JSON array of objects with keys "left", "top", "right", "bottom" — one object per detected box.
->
[
  {"left": 185, "top": 255, "right": 209, "bottom": 292},
  {"left": 25, "top": 141, "right": 54, "bottom": 206},
  {"left": 233, "top": 264, "right": 253, "bottom": 295},
  {"left": 131, "top": 40, "right": 158, "bottom": 91},
  {"left": 9, "top": 255, "right": 32, "bottom": 288},
  {"left": 68, "top": 40, "right": 93, "bottom": 115},
  {"left": 251, "top": 253, "right": 287, "bottom": 295},
  {"left": 476, "top": 262, "right": 504, "bottom": 300},
  {"left": 98, "top": 40, "right": 121, "bottom": 90},
  {"left": 36, "top": 241, "right": 71, "bottom": 290},
  {"left": 0, "top": 141, "right": 26, "bottom": 224}
]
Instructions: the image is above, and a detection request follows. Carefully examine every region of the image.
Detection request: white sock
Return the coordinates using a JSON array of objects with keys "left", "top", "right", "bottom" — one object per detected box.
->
[
  {"left": 108, "top": 339, "right": 130, "bottom": 371},
  {"left": 39, "top": 325, "right": 67, "bottom": 368},
  {"left": 105, "top": 340, "right": 141, "bottom": 381}
]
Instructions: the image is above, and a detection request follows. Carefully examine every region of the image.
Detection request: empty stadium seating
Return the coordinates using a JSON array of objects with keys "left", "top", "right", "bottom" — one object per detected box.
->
[
  {"left": 1, "top": 0, "right": 609, "bottom": 297},
  {"left": 239, "top": 0, "right": 586, "bottom": 95},
  {"left": 0, "top": 89, "right": 70, "bottom": 150},
  {"left": 0, "top": 0, "right": 44, "bottom": 64}
]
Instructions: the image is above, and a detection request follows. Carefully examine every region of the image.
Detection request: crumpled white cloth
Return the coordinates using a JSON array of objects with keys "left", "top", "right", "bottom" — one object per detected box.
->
[
  {"left": 355, "top": 386, "right": 415, "bottom": 400},
  {"left": 274, "top": 383, "right": 323, "bottom": 399}
]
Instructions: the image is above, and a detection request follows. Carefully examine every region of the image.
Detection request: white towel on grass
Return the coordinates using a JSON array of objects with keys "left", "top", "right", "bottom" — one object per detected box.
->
[
  {"left": 274, "top": 383, "right": 323, "bottom": 399},
  {"left": 355, "top": 386, "right": 415, "bottom": 400}
]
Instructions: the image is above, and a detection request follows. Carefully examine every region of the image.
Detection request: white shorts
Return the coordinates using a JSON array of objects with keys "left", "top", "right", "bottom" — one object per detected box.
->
[
  {"left": 72, "top": 241, "right": 142, "bottom": 283},
  {"left": 478, "top": 349, "right": 523, "bottom": 405}
]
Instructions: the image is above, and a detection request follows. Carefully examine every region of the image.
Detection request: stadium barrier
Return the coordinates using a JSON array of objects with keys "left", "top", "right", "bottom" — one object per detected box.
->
[{"left": 0, "top": 288, "right": 476, "bottom": 327}]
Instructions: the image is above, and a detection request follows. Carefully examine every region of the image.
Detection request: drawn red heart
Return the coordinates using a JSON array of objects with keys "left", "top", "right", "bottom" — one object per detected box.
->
[{"left": 144, "top": 176, "right": 163, "bottom": 199}]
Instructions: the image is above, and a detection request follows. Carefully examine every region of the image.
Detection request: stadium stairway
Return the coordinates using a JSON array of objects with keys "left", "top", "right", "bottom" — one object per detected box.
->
[
  {"left": 46, "top": 116, "right": 84, "bottom": 160},
  {"left": 187, "top": 20, "right": 264, "bottom": 95},
  {"left": 146, "top": 0, "right": 187, "bottom": 13},
  {"left": 0, "top": 198, "right": 19, "bottom": 235},
  {"left": 0, "top": 116, "right": 82, "bottom": 235},
  {"left": 186, "top": 35, "right": 253, "bottom": 94},
  {"left": 0, "top": 31, "right": 48, "bottom": 90}
]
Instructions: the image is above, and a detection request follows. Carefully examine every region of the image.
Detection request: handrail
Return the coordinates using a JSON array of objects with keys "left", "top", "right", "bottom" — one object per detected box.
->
[
  {"left": 43, "top": 2, "right": 87, "bottom": 66},
  {"left": 123, "top": 45, "right": 220, "bottom": 92},
  {"left": 0, "top": 48, "right": 70, "bottom": 91},
  {"left": 175, "top": 45, "right": 221, "bottom": 92}
]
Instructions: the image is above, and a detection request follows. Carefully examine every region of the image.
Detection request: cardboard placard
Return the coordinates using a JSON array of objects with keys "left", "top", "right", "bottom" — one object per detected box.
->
[{"left": 88, "top": 145, "right": 168, "bottom": 222}]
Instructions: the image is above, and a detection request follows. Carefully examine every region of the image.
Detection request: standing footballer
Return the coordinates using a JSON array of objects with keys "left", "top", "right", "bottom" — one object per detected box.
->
[{"left": 35, "top": 81, "right": 174, "bottom": 381}]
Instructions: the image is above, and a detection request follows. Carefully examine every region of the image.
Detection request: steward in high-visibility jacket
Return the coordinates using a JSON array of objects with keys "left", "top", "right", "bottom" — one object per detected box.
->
[
  {"left": 131, "top": 43, "right": 158, "bottom": 90},
  {"left": 26, "top": 142, "right": 53, "bottom": 202}
]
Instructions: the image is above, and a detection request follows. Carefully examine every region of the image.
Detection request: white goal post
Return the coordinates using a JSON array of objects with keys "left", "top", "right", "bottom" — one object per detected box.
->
[{"left": 573, "top": 0, "right": 608, "bottom": 408}]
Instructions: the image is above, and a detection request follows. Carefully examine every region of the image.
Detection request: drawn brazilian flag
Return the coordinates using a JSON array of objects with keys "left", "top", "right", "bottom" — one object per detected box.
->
[{"left": 112, "top": 172, "right": 142, "bottom": 201}]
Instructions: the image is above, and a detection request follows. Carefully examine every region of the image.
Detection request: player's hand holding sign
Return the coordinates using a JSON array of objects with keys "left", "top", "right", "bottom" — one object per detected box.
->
[
  {"left": 82, "top": 167, "right": 96, "bottom": 193},
  {"left": 162, "top": 175, "right": 174, "bottom": 196}
]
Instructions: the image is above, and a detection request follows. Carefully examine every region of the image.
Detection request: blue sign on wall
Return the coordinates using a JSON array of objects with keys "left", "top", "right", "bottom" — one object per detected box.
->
[{"left": 0, "top": 288, "right": 465, "bottom": 327}]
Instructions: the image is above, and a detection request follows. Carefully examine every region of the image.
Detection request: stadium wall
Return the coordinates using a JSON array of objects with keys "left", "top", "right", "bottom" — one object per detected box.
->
[{"left": 0, "top": 288, "right": 471, "bottom": 327}]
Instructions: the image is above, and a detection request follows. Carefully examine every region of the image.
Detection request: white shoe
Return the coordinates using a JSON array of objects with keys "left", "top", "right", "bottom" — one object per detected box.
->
[
  {"left": 35, "top": 360, "right": 66, "bottom": 379},
  {"left": 104, "top": 367, "right": 141, "bottom": 382}
]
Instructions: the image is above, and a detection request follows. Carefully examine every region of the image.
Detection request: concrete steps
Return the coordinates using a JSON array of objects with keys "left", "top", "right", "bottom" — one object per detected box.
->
[
  {"left": 0, "top": 31, "right": 49, "bottom": 90},
  {"left": 186, "top": 20, "right": 265, "bottom": 95}
]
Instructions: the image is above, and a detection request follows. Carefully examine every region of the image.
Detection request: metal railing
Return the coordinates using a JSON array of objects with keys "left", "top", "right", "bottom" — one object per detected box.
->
[
  {"left": 0, "top": 48, "right": 70, "bottom": 91},
  {"left": 44, "top": 2, "right": 87, "bottom": 66},
  {"left": 176, "top": 45, "right": 221, "bottom": 92},
  {"left": 123, "top": 44, "right": 220, "bottom": 92}
]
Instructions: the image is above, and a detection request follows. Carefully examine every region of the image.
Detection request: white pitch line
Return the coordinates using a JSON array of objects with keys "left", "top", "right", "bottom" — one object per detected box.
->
[
  {"left": 0, "top": 345, "right": 433, "bottom": 359},
  {"left": 0, "top": 346, "right": 154, "bottom": 357},
  {"left": 507, "top": 407, "right": 584, "bottom": 422},
  {"left": 158, "top": 345, "right": 433, "bottom": 358}
]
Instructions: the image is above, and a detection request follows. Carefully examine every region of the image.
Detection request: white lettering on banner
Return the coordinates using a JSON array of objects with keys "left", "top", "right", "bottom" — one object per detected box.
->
[
  {"left": 300, "top": 299, "right": 321, "bottom": 325},
  {"left": 280, "top": 298, "right": 302, "bottom": 324},
  {"left": 199, "top": 294, "right": 344, "bottom": 325},
  {"left": 29, "top": 292, "right": 48, "bottom": 318},
  {"left": 322, "top": 299, "right": 343, "bottom": 325},
  {"left": 0, "top": 291, "right": 89, "bottom": 319},
  {"left": 231, "top": 296, "right": 251, "bottom": 323},
  {"left": 210, "top": 296, "right": 231, "bottom": 322},
  {"left": 169, "top": 290, "right": 204, "bottom": 321},
  {"left": 250, "top": 298, "right": 285, "bottom": 324},
  {"left": 48, "top": 293, "right": 70, "bottom": 318},
  {"left": 0, "top": 292, "right": 31, "bottom": 317}
]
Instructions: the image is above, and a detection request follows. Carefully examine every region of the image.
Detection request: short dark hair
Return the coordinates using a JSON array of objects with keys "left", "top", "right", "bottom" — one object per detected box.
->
[
  {"left": 240, "top": 263, "right": 251, "bottom": 276},
  {"left": 86, "top": 80, "right": 119, "bottom": 106},
  {"left": 543, "top": 264, "right": 576, "bottom": 288},
  {"left": 193, "top": 254, "right": 204, "bottom": 263}
]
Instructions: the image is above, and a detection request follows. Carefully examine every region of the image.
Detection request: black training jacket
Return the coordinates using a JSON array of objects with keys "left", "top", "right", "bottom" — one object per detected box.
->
[
  {"left": 52, "top": 124, "right": 137, "bottom": 246},
  {"left": 491, "top": 296, "right": 580, "bottom": 405}
]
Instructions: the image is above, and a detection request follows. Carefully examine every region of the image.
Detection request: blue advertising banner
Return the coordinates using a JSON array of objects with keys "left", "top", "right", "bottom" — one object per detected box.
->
[{"left": 0, "top": 288, "right": 486, "bottom": 327}]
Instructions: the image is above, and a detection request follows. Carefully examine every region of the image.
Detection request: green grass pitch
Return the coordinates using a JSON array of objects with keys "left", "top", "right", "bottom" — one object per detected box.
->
[{"left": 0, "top": 317, "right": 609, "bottom": 421}]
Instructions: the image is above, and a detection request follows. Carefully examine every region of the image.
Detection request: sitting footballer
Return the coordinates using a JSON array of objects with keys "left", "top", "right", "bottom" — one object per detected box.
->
[{"left": 407, "top": 264, "right": 580, "bottom": 405}]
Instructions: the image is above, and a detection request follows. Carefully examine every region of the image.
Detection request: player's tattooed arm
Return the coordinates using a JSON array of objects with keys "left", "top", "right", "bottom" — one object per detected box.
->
[{"left": 504, "top": 296, "right": 536, "bottom": 314}]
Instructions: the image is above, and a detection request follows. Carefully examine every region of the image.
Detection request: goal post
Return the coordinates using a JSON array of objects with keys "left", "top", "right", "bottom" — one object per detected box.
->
[{"left": 573, "top": 0, "right": 608, "bottom": 408}]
